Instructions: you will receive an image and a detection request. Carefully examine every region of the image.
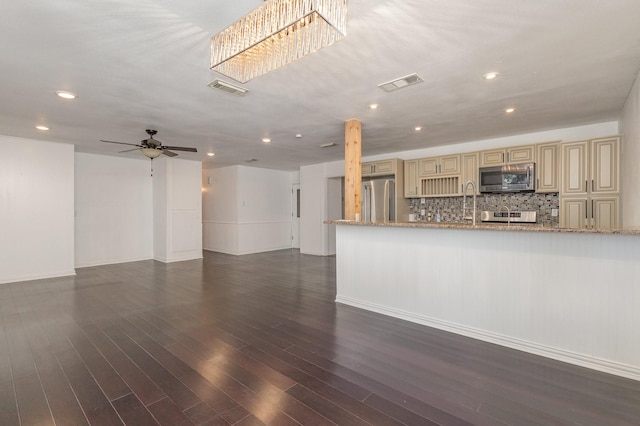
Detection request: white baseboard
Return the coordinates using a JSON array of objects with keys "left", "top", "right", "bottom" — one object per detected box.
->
[
  {"left": 204, "top": 246, "right": 293, "bottom": 256},
  {"left": 0, "top": 269, "right": 76, "bottom": 285},
  {"left": 336, "top": 295, "right": 640, "bottom": 382},
  {"left": 75, "top": 256, "right": 153, "bottom": 269}
]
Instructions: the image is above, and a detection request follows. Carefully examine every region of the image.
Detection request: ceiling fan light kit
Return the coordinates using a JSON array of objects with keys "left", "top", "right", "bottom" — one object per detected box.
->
[
  {"left": 210, "top": 0, "right": 348, "bottom": 83},
  {"left": 140, "top": 147, "right": 163, "bottom": 159},
  {"left": 100, "top": 129, "right": 197, "bottom": 160}
]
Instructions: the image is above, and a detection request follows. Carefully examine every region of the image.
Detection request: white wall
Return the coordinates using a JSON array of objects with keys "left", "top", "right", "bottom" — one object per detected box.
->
[
  {"left": 153, "top": 157, "right": 203, "bottom": 262},
  {"left": 203, "top": 165, "right": 295, "bottom": 255},
  {"left": 0, "top": 136, "right": 75, "bottom": 284},
  {"left": 75, "top": 153, "right": 153, "bottom": 267},
  {"left": 300, "top": 121, "right": 620, "bottom": 255},
  {"left": 202, "top": 166, "right": 239, "bottom": 254},
  {"left": 621, "top": 69, "right": 640, "bottom": 227}
]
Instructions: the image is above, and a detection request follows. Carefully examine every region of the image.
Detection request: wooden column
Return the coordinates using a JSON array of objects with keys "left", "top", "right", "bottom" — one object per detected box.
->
[{"left": 344, "top": 119, "right": 362, "bottom": 221}]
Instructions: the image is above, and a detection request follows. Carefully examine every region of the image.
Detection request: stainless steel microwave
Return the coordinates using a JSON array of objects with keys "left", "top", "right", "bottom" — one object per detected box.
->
[{"left": 479, "top": 162, "right": 535, "bottom": 193}]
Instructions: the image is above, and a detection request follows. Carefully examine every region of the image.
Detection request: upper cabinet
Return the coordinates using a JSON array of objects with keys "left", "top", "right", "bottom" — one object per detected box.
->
[
  {"left": 404, "top": 160, "right": 419, "bottom": 198},
  {"left": 535, "top": 142, "right": 559, "bottom": 193},
  {"left": 362, "top": 159, "right": 396, "bottom": 176},
  {"left": 561, "top": 137, "right": 619, "bottom": 196},
  {"left": 560, "top": 136, "right": 621, "bottom": 229},
  {"left": 461, "top": 152, "right": 479, "bottom": 195},
  {"left": 480, "top": 145, "right": 535, "bottom": 167},
  {"left": 419, "top": 155, "right": 460, "bottom": 176}
]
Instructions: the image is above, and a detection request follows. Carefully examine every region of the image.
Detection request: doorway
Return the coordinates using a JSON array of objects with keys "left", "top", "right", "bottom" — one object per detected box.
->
[{"left": 291, "top": 184, "right": 300, "bottom": 248}]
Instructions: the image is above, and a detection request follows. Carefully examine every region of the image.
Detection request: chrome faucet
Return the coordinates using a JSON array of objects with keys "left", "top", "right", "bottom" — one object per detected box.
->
[
  {"left": 499, "top": 205, "right": 511, "bottom": 225},
  {"left": 462, "top": 180, "right": 477, "bottom": 226}
]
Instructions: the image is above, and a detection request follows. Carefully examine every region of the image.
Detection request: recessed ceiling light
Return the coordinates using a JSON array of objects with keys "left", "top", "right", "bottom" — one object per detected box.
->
[
  {"left": 296, "top": 134, "right": 303, "bottom": 139},
  {"left": 207, "top": 152, "right": 215, "bottom": 157},
  {"left": 35, "top": 125, "right": 49, "bottom": 131},
  {"left": 55, "top": 90, "right": 77, "bottom": 100},
  {"left": 505, "top": 107, "right": 516, "bottom": 113},
  {"left": 262, "top": 138, "right": 271, "bottom": 143},
  {"left": 483, "top": 72, "right": 500, "bottom": 80},
  {"left": 369, "top": 104, "right": 379, "bottom": 110},
  {"left": 414, "top": 126, "right": 422, "bottom": 132}
]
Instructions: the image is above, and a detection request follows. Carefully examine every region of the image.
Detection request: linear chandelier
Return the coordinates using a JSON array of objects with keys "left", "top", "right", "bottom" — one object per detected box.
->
[{"left": 210, "top": 0, "right": 348, "bottom": 83}]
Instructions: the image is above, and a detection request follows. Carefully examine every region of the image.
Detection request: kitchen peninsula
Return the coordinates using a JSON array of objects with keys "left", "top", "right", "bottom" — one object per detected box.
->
[{"left": 330, "top": 220, "right": 640, "bottom": 381}]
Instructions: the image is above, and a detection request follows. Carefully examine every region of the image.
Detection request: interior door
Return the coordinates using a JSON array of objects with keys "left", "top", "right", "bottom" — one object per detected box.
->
[{"left": 291, "top": 184, "right": 300, "bottom": 248}]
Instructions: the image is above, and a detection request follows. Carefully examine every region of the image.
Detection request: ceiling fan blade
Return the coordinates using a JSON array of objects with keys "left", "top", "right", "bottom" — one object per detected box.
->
[
  {"left": 163, "top": 146, "right": 198, "bottom": 152},
  {"left": 100, "top": 140, "right": 141, "bottom": 147},
  {"left": 162, "top": 150, "right": 179, "bottom": 157},
  {"left": 118, "top": 148, "right": 140, "bottom": 153}
]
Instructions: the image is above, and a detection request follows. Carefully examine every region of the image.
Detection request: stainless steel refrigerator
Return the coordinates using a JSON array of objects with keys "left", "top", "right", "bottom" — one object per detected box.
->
[{"left": 362, "top": 176, "right": 395, "bottom": 222}]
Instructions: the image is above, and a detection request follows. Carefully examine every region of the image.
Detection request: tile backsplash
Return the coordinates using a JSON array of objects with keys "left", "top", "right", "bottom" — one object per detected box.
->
[{"left": 407, "top": 193, "right": 559, "bottom": 227}]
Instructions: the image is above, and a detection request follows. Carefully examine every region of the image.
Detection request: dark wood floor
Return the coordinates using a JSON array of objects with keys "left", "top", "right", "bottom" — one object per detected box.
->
[{"left": 1, "top": 250, "right": 639, "bottom": 425}]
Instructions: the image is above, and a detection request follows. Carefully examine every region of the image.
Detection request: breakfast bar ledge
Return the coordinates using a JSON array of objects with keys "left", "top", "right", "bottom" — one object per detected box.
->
[{"left": 329, "top": 220, "right": 640, "bottom": 381}]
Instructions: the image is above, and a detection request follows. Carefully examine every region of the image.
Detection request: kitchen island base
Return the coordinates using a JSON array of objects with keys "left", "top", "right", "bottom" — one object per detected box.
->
[{"left": 335, "top": 223, "right": 640, "bottom": 381}]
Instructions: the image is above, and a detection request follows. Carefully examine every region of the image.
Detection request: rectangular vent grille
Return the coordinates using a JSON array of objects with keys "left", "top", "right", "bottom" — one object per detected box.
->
[
  {"left": 207, "top": 79, "right": 248, "bottom": 96},
  {"left": 378, "top": 73, "right": 424, "bottom": 92},
  {"left": 244, "top": 158, "right": 258, "bottom": 163}
]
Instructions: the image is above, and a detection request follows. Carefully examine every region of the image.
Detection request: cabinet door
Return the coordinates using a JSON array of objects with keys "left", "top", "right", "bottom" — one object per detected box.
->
[
  {"left": 419, "top": 158, "right": 439, "bottom": 176},
  {"left": 592, "top": 196, "right": 619, "bottom": 229},
  {"left": 480, "top": 149, "right": 505, "bottom": 166},
  {"left": 507, "top": 145, "right": 535, "bottom": 164},
  {"left": 373, "top": 160, "right": 395, "bottom": 175},
  {"left": 440, "top": 155, "right": 461, "bottom": 175},
  {"left": 560, "top": 197, "right": 588, "bottom": 229},
  {"left": 461, "top": 152, "right": 479, "bottom": 195},
  {"left": 536, "top": 143, "right": 559, "bottom": 193},
  {"left": 361, "top": 162, "right": 374, "bottom": 175},
  {"left": 561, "top": 141, "right": 589, "bottom": 196},
  {"left": 591, "top": 137, "right": 620, "bottom": 194},
  {"left": 404, "top": 160, "right": 419, "bottom": 197}
]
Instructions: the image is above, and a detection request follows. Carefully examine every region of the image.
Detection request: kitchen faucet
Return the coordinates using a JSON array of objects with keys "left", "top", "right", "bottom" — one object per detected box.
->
[
  {"left": 499, "top": 205, "right": 511, "bottom": 225},
  {"left": 462, "top": 180, "right": 477, "bottom": 225}
]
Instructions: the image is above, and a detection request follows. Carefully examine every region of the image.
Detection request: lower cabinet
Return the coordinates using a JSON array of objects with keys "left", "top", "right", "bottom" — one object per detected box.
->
[{"left": 560, "top": 196, "right": 619, "bottom": 229}]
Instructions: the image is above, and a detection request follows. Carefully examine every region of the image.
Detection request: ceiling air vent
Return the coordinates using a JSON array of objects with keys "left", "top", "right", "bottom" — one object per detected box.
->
[
  {"left": 244, "top": 158, "right": 258, "bottom": 163},
  {"left": 378, "top": 73, "right": 424, "bottom": 92},
  {"left": 207, "top": 79, "right": 248, "bottom": 96},
  {"left": 320, "top": 142, "right": 338, "bottom": 148}
]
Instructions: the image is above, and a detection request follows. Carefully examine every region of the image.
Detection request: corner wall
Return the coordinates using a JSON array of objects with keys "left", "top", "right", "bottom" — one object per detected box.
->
[
  {"left": 203, "top": 165, "right": 295, "bottom": 255},
  {"left": 0, "top": 136, "right": 75, "bottom": 283},
  {"left": 153, "top": 157, "right": 203, "bottom": 263},
  {"left": 621, "top": 69, "right": 640, "bottom": 227}
]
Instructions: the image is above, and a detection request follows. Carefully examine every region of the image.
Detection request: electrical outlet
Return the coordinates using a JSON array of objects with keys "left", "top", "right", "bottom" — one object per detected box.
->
[
  {"left": 420, "top": 198, "right": 426, "bottom": 204},
  {"left": 420, "top": 209, "right": 426, "bottom": 216},
  {"left": 551, "top": 208, "right": 558, "bottom": 217}
]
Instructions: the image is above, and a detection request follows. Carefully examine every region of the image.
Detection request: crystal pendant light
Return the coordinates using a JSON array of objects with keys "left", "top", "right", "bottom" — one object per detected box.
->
[{"left": 210, "top": 0, "right": 348, "bottom": 83}]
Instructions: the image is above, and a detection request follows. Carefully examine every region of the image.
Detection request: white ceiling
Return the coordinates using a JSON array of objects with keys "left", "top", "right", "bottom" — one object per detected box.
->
[{"left": 1, "top": 0, "right": 640, "bottom": 171}]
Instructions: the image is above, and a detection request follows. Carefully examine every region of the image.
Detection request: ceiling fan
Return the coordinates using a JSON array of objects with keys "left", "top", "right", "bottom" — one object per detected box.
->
[{"left": 100, "top": 129, "right": 198, "bottom": 159}]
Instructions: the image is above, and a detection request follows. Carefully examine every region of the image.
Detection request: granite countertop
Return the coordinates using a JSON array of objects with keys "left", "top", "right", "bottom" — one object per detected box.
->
[{"left": 326, "top": 220, "right": 640, "bottom": 235}]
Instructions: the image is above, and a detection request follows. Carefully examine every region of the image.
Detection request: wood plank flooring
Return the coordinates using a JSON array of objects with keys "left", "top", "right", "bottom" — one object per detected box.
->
[{"left": 1, "top": 249, "right": 639, "bottom": 425}]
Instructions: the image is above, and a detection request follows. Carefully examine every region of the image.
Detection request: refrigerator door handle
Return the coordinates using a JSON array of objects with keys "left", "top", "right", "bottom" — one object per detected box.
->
[{"left": 383, "top": 179, "right": 389, "bottom": 222}]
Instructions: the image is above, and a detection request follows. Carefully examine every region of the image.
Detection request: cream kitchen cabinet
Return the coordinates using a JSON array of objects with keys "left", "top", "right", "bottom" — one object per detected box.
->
[
  {"left": 535, "top": 142, "right": 559, "bottom": 193},
  {"left": 560, "top": 137, "right": 619, "bottom": 196},
  {"left": 480, "top": 145, "right": 535, "bottom": 167},
  {"left": 419, "top": 154, "right": 460, "bottom": 176},
  {"left": 560, "top": 196, "right": 620, "bottom": 229},
  {"left": 461, "top": 152, "right": 479, "bottom": 195},
  {"left": 362, "top": 159, "right": 396, "bottom": 176},
  {"left": 560, "top": 136, "right": 621, "bottom": 229},
  {"left": 404, "top": 159, "right": 419, "bottom": 198}
]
